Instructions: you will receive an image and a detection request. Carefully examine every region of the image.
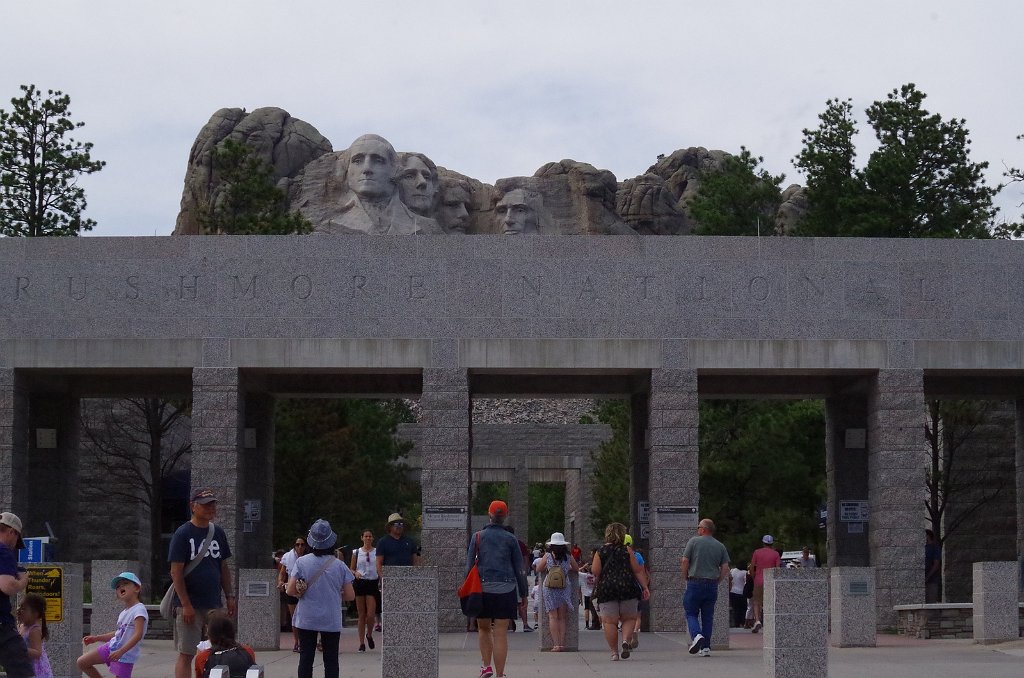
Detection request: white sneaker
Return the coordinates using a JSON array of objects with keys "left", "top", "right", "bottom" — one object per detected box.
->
[
  {"left": 698, "top": 647, "right": 711, "bottom": 657},
  {"left": 752, "top": 620, "right": 762, "bottom": 633},
  {"left": 688, "top": 633, "right": 704, "bottom": 654}
]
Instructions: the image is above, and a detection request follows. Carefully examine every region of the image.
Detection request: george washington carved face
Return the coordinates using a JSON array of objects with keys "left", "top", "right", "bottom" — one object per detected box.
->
[{"left": 346, "top": 135, "right": 397, "bottom": 200}]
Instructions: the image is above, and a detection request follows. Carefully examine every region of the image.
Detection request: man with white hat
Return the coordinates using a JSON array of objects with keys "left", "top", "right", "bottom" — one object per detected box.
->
[
  {"left": 749, "top": 534, "right": 781, "bottom": 633},
  {"left": 375, "top": 512, "right": 421, "bottom": 580},
  {"left": 0, "top": 512, "right": 34, "bottom": 677}
]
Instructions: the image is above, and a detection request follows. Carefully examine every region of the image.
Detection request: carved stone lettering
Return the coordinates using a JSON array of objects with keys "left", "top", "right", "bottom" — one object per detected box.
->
[
  {"left": 291, "top": 275, "right": 312, "bottom": 300},
  {"left": 636, "top": 275, "right": 655, "bottom": 300},
  {"left": 178, "top": 275, "right": 199, "bottom": 301},
  {"left": 409, "top": 275, "right": 426, "bottom": 300},
  {"left": 864, "top": 278, "right": 885, "bottom": 303},
  {"left": 68, "top": 276, "right": 87, "bottom": 301},
  {"left": 125, "top": 276, "right": 140, "bottom": 300},
  {"left": 578, "top": 276, "right": 597, "bottom": 302},
  {"left": 801, "top": 273, "right": 824, "bottom": 297},
  {"left": 749, "top": 276, "right": 770, "bottom": 302},
  {"left": 697, "top": 275, "right": 710, "bottom": 301},
  {"left": 352, "top": 275, "right": 367, "bottom": 297},
  {"left": 522, "top": 276, "right": 542, "bottom": 297},
  {"left": 232, "top": 275, "right": 258, "bottom": 300},
  {"left": 15, "top": 277, "right": 29, "bottom": 300},
  {"left": 918, "top": 277, "right": 935, "bottom": 302}
]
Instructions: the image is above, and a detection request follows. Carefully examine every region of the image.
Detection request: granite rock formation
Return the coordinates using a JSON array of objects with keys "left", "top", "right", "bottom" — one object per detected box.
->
[
  {"left": 174, "top": 107, "right": 810, "bottom": 236},
  {"left": 173, "top": 107, "right": 332, "bottom": 235}
]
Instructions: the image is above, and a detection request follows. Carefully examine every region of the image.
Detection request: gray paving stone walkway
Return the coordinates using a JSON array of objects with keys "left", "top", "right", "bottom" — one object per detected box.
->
[{"left": 125, "top": 627, "right": 1024, "bottom": 678}]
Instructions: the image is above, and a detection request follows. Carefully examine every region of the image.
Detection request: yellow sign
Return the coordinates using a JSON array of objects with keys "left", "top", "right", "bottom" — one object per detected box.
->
[{"left": 26, "top": 567, "right": 63, "bottom": 623}]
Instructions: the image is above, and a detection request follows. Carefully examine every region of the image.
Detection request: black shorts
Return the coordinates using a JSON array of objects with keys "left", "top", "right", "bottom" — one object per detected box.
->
[
  {"left": 477, "top": 590, "right": 518, "bottom": 620},
  {"left": 353, "top": 578, "right": 380, "bottom": 597},
  {"left": 281, "top": 591, "right": 299, "bottom": 605}
]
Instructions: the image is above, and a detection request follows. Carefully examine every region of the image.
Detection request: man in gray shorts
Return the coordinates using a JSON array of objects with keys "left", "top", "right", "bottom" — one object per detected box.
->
[{"left": 168, "top": 489, "right": 235, "bottom": 678}]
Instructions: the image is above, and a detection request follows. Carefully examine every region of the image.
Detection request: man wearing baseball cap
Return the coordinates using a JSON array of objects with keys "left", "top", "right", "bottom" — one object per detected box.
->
[
  {"left": 168, "top": 489, "right": 235, "bottom": 678},
  {"left": 466, "top": 500, "right": 527, "bottom": 678},
  {"left": 0, "top": 512, "right": 33, "bottom": 676},
  {"left": 749, "top": 534, "right": 781, "bottom": 633}
]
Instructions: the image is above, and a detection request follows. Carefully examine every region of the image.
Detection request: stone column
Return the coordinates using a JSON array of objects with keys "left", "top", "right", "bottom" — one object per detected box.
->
[
  {"left": 191, "top": 368, "right": 243, "bottom": 575},
  {"left": 90, "top": 560, "right": 139, "bottom": 640},
  {"left": 825, "top": 392, "right": 870, "bottom": 566},
  {"left": 564, "top": 468, "right": 581, "bottom": 543},
  {"left": 31, "top": 562, "right": 83, "bottom": 678},
  {"left": 509, "top": 456, "right": 529, "bottom": 543},
  {"left": 764, "top": 567, "right": 828, "bottom": 678},
  {"left": 1016, "top": 400, "right": 1024, "bottom": 603},
  {"left": 382, "top": 566, "right": 438, "bottom": 678},
  {"left": 831, "top": 566, "right": 876, "bottom": 647},
  {"left": 868, "top": 369, "right": 927, "bottom": 627},
  {"left": 646, "top": 369, "right": 699, "bottom": 632},
  {"left": 419, "top": 368, "right": 471, "bottom": 632},
  {"left": 27, "top": 389, "right": 80, "bottom": 558},
  {"left": 240, "top": 392, "right": 274, "bottom": 569},
  {"left": 237, "top": 568, "right": 280, "bottom": 650},
  {"left": 973, "top": 561, "right": 1019, "bottom": 644},
  {"left": 0, "top": 369, "right": 29, "bottom": 512},
  {"left": 710, "top": 577, "right": 730, "bottom": 650}
]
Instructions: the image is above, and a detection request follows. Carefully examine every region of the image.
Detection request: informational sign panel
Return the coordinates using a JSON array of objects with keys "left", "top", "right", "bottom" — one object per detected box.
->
[
  {"left": 423, "top": 506, "right": 468, "bottom": 529},
  {"left": 245, "top": 582, "right": 271, "bottom": 597},
  {"left": 653, "top": 506, "right": 699, "bottom": 529},
  {"left": 848, "top": 580, "right": 870, "bottom": 596},
  {"left": 637, "top": 500, "right": 650, "bottom": 524},
  {"left": 839, "top": 500, "right": 869, "bottom": 523},
  {"left": 26, "top": 566, "right": 63, "bottom": 622}
]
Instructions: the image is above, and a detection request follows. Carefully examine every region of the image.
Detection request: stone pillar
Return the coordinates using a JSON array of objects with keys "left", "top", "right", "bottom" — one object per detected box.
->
[
  {"left": 1016, "top": 400, "right": 1024, "bottom": 603},
  {"left": 709, "top": 577, "right": 730, "bottom": 650},
  {"left": 240, "top": 392, "right": 274, "bottom": 569},
  {"left": 630, "top": 392, "right": 651, "bottom": 632},
  {"left": 509, "top": 456, "right": 529, "bottom": 543},
  {"left": 191, "top": 368, "right": 243, "bottom": 565},
  {"left": 90, "top": 560, "right": 139, "bottom": 639},
  {"left": 27, "top": 390, "right": 80, "bottom": 558},
  {"left": 419, "top": 368, "right": 471, "bottom": 632},
  {"left": 764, "top": 567, "right": 828, "bottom": 678},
  {"left": 831, "top": 566, "right": 876, "bottom": 647},
  {"left": 382, "top": 566, "right": 438, "bottom": 678},
  {"left": 825, "top": 392, "right": 870, "bottom": 566},
  {"left": 973, "top": 561, "right": 1019, "bottom": 644},
  {"left": 868, "top": 369, "right": 927, "bottom": 627},
  {"left": 237, "top": 568, "right": 280, "bottom": 650},
  {"left": 0, "top": 369, "right": 29, "bottom": 512},
  {"left": 564, "top": 468, "right": 581, "bottom": 543},
  {"left": 30, "top": 562, "right": 83, "bottom": 678},
  {"left": 646, "top": 369, "right": 699, "bottom": 632}
]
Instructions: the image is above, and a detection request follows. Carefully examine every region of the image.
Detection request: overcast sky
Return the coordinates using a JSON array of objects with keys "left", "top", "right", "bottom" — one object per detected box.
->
[{"left": 2, "top": 1, "right": 1022, "bottom": 237}]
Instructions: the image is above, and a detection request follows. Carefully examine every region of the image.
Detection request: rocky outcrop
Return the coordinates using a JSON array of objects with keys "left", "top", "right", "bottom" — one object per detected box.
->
[
  {"left": 776, "top": 184, "right": 809, "bottom": 234},
  {"left": 173, "top": 107, "right": 332, "bottom": 235}
]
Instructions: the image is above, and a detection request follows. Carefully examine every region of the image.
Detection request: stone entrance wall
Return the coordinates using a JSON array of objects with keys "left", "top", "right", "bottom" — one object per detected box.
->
[{"left": 3, "top": 235, "right": 1024, "bottom": 630}]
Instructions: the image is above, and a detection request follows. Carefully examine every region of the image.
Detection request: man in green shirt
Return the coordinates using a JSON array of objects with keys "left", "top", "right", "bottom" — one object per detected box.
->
[{"left": 680, "top": 518, "right": 730, "bottom": 657}]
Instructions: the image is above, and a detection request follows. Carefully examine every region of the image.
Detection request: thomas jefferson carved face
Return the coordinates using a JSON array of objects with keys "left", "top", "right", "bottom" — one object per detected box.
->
[
  {"left": 398, "top": 155, "right": 437, "bottom": 216},
  {"left": 346, "top": 135, "right": 397, "bottom": 200},
  {"left": 495, "top": 189, "right": 539, "bottom": 235}
]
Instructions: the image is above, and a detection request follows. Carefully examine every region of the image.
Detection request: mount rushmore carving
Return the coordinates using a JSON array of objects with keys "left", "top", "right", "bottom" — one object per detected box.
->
[{"left": 173, "top": 107, "right": 806, "bottom": 236}]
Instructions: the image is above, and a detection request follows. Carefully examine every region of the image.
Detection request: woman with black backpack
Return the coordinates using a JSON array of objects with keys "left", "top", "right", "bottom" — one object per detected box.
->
[{"left": 591, "top": 522, "right": 650, "bottom": 661}]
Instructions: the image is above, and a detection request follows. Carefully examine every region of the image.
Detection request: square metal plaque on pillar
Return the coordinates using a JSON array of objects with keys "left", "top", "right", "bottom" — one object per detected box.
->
[
  {"left": 653, "top": 506, "right": 698, "bottom": 529},
  {"left": 423, "top": 506, "right": 467, "bottom": 529}
]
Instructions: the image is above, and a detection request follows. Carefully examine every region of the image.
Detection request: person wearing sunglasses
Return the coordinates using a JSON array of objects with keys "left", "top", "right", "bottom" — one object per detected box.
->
[
  {"left": 350, "top": 530, "right": 380, "bottom": 652},
  {"left": 278, "top": 537, "right": 308, "bottom": 652},
  {"left": 375, "top": 513, "right": 421, "bottom": 582}
]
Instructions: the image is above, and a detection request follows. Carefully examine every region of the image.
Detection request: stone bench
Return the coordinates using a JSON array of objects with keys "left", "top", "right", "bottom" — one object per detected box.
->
[{"left": 894, "top": 603, "right": 1024, "bottom": 639}]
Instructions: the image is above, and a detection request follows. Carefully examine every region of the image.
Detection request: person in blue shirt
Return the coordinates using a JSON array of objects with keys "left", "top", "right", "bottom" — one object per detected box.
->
[{"left": 0, "top": 512, "right": 33, "bottom": 678}]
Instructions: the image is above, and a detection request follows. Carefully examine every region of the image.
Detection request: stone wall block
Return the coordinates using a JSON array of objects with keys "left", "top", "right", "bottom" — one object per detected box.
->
[
  {"left": 422, "top": 368, "right": 468, "bottom": 389},
  {"left": 651, "top": 368, "right": 698, "bottom": 389},
  {"left": 973, "top": 561, "right": 1019, "bottom": 644},
  {"left": 419, "top": 391, "right": 469, "bottom": 411},
  {"left": 237, "top": 568, "right": 280, "bottom": 650}
]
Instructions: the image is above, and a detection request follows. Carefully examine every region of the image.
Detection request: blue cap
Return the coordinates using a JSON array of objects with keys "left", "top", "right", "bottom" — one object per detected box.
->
[{"left": 111, "top": 572, "right": 142, "bottom": 589}]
